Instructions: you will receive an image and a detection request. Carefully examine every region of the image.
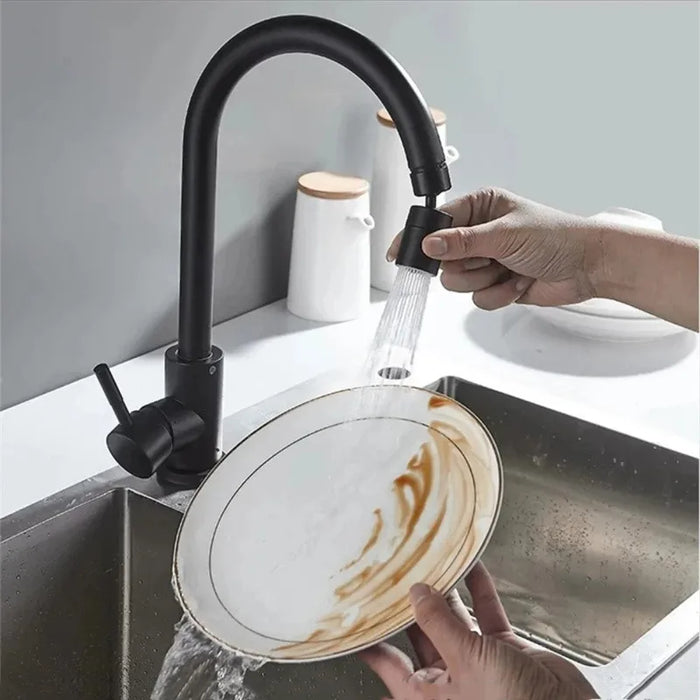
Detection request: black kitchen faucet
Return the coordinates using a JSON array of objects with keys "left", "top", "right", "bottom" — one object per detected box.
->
[{"left": 94, "top": 15, "right": 453, "bottom": 486}]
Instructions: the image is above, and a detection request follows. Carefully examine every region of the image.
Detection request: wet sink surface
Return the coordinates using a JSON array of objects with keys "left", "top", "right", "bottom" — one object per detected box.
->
[
  {"left": 1, "top": 490, "right": 183, "bottom": 699},
  {"left": 2, "top": 375, "right": 697, "bottom": 698},
  {"left": 437, "top": 376, "right": 698, "bottom": 664}
]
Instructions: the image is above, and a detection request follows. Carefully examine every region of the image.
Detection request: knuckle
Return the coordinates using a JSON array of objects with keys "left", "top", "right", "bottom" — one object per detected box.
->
[
  {"left": 475, "top": 185, "right": 499, "bottom": 199},
  {"left": 450, "top": 228, "right": 473, "bottom": 256},
  {"left": 483, "top": 185, "right": 512, "bottom": 201},
  {"left": 440, "top": 195, "right": 465, "bottom": 217},
  {"left": 466, "top": 187, "right": 506, "bottom": 222},
  {"left": 470, "top": 186, "right": 500, "bottom": 208},
  {"left": 481, "top": 186, "right": 519, "bottom": 216}
]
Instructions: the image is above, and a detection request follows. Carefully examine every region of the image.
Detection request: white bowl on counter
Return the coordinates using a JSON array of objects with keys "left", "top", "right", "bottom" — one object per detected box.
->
[{"left": 526, "top": 208, "right": 688, "bottom": 342}]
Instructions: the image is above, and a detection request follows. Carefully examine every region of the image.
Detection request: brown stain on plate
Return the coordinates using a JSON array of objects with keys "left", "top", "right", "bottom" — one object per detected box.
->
[
  {"left": 428, "top": 394, "right": 452, "bottom": 409},
  {"left": 275, "top": 392, "right": 498, "bottom": 659},
  {"left": 341, "top": 509, "right": 383, "bottom": 571}
]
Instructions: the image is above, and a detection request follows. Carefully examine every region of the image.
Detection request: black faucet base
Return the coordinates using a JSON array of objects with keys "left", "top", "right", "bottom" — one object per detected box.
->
[
  {"left": 155, "top": 459, "right": 221, "bottom": 488},
  {"left": 162, "top": 344, "right": 224, "bottom": 483}
]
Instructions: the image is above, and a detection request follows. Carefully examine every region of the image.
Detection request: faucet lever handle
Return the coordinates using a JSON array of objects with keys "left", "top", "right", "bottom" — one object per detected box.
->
[
  {"left": 94, "top": 362, "right": 206, "bottom": 479},
  {"left": 94, "top": 363, "right": 133, "bottom": 427}
]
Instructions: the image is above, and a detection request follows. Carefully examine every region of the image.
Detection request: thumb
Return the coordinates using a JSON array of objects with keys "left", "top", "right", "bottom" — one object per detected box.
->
[
  {"left": 422, "top": 220, "right": 508, "bottom": 261},
  {"left": 410, "top": 583, "right": 470, "bottom": 668}
]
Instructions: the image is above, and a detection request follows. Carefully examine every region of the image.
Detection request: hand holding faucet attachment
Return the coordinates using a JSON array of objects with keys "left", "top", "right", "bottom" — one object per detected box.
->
[{"left": 96, "top": 15, "right": 452, "bottom": 485}]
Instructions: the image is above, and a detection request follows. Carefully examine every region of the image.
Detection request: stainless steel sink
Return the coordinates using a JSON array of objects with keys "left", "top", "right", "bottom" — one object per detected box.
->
[
  {"left": 1, "top": 483, "right": 399, "bottom": 700},
  {"left": 1, "top": 489, "right": 183, "bottom": 699},
  {"left": 2, "top": 371, "right": 697, "bottom": 699},
  {"left": 436, "top": 377, "right": 698, "bottom": 665}
]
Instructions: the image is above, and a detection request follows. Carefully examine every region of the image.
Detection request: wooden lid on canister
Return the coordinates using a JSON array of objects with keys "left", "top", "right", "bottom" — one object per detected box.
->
[
  {"left": 297, "top": 171, "right": 370, "bottom": 200},
  {"left": 377, "top": 106, "right": 447, "bottom": 128}
]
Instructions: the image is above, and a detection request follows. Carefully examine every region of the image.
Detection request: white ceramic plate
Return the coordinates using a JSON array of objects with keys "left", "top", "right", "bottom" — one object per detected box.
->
[
  {"left": 526, "top": 303, "right": 686, "bottom": 342},
  {"left": 173, "top": 385, "right": 502, "bottom": 662}
]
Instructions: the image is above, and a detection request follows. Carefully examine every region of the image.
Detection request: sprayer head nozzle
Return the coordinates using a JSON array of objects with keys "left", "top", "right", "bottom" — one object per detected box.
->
[{"left": 395, "top": 206, "right": 453, "bottom": 276}]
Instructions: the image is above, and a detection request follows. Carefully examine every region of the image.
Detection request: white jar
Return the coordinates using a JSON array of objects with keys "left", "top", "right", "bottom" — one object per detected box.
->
[
  {"left": 370, "top": 107, "right": 460, "bottom": 291},
  {"left": 287, "top": 171, "right": 374, "bottom": 322}
]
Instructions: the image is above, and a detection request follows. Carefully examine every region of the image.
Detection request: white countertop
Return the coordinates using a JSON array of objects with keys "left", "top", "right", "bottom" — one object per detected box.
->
[{"left": 2, "top": 285, "right": 698, "bottom": 518}]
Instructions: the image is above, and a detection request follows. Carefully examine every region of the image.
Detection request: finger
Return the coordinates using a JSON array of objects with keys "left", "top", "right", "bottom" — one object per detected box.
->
[
  {"left": 408, "top": 589, "right": 475, "bottom": 667},
  {"left": 389, "top": 229, "right": 490, "bottom": 265},
  {"left": 386, "top": 230, "right": 403, "bottom": 262},
  {"left": 423, "top": 214, "right": 521, "bottom": 262},
  {"left": 410, "top": 583, "right": 468, "bottom": 668},
  {"left": 440, "top": 264, "right": 507, "bottom": 293},
  {"left": 407, "top": 624, "right": 442, "bottom": 668},
  {"left": 440, "top": 187, "right": 514, "bottom": 226},
  {"left": 422, "top": 222, "right": 503, "bottom": 261},
  {"left": 444, "top": 588, "right": 477, "bottom": 632},
  {"left": 442, "top": 257, "right": 492, "bottom": 273},
  {"left": 465, "top": 562, "right": 511, "bottom": 636},
  {"left": 472, "top": 275, "right": 532, "bottom": 311},
  {"left": 357, "top": 642, "right": 414, "bottom": 698},
  {"left": 410, "top": 667, "right": 450, "bottom": 685}
]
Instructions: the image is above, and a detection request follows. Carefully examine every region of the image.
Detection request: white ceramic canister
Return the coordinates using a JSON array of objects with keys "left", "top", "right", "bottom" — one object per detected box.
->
[
  {"left": 287, "top": 171, "right": 375, "bottom": 323},
  {"left": 370, "top": 107, "right": 460, "bottom": 291}
]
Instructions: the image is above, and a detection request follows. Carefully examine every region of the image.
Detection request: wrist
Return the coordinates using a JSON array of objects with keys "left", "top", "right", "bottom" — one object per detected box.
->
[
  {"left": 584, "top": 224, "right": 643, "bottom": 301},
  {"left": 583, "top": 224, "right": 699, "bottom": 330}
]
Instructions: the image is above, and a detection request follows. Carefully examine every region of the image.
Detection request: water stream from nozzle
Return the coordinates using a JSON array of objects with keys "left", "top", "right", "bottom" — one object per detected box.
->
[
  {"left": 366, "top": 264, "right": 432, "bottom": 384},
  {"left": 360, "top": 202, "right": 452, "bottom": 395}
]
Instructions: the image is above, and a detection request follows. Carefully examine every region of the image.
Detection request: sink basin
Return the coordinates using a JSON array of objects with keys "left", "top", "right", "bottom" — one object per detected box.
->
[
  {"left": 437, "top": 376, "right": 698, "bottom": 665},
  {"left": 2, "top": 373, "right": 697, "bottom": 698},
  {"left": 1, "top": 489, "right": 183, "bottom": 699},
  {"left": 0, "top": 487, "right": 393, "bottom": 699}
]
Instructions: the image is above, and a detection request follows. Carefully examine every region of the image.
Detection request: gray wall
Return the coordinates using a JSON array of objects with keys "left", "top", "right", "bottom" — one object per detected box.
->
[{"left": 1, "top": 0, "right": 698, "bottom": 408}]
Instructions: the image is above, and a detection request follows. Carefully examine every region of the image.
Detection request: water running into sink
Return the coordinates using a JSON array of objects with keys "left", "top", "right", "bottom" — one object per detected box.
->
[{"left": 151, "top": 616, "right": 265, "bottom": 700}]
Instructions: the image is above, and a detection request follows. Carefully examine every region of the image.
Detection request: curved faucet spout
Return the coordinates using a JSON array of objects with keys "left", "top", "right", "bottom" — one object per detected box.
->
[
  {"left": 85, "top": 15, "right": 458, "bottom": 486},
  {"left": 178, "top": 15, "right": 451, "bottom": 361}
]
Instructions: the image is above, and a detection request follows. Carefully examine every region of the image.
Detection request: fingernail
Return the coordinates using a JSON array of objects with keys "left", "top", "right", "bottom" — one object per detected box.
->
[
  {"left": 424, "top": 236, "right": 447, "bottom": 256},
  {"left": 515, "top": 277, "right": 530, "bottom": 292},
  {"left": 409, "top": 583, "right": 432, "bottom": 605}
]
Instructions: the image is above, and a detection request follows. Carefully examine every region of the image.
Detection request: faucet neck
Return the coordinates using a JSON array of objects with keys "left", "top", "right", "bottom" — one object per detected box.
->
[{"left": 177, "top": 14, "right": 450, "bottom": 361}]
